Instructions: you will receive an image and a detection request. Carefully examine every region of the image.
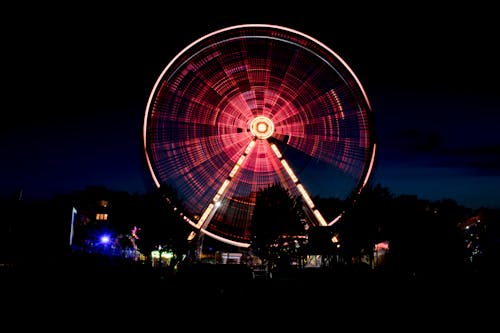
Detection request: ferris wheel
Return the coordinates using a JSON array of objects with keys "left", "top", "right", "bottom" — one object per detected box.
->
[{"left": 143, "top": 24, "right": 376, "bottom": 248}]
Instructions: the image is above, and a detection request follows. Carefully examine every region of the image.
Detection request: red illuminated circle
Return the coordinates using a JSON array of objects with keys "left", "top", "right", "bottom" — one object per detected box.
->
[{"left": 143, "top": 24, "right": 376, "bottom": 247}]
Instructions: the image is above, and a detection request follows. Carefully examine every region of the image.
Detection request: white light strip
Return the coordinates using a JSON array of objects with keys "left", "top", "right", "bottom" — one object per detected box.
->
[
  {"left": 195, "top": 139, "right": 257, "bottom": 230},
  {"left": 200, "top": 229, "right": 250, "bottom": 248},
  {"left": 328, "top": 213, "right": 343, "bottom": 226},
  {"left": 237, "top": 155, "right": 246, "bottom": 165},
  {"left": 229, "top": 164, "right": 240, "bottom": 178},
  {"left": 195, "top": 203, "right": 214, "bottom": 228},
  {"left": 245, "top": 140, "right": 256, "bottom": 154},
  {"left": 313, "top": 209, "right": 328, "bottom": 226},
  {"left": 360, "top": 143, "right": 377, "bottom": 191},
  {"left": 297, "top": 184, "right": 315, "bottom": 209},
  {"left": 281, "top": 160, "right": 299, "bottom": 183},
  {"left": 271, "top": 143, "right": 327, "bottom": 226},
  {"left": 218, "top": 179, "right": 230, "bottom": 196},
  {"left": 270, "top": 144, "right": 282, "bottom": 158}
]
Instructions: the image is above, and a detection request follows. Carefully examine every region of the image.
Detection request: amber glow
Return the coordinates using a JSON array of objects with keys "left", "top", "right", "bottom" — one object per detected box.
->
[{"left": 250, "top": 116, "right": 274, "bottom": 140}]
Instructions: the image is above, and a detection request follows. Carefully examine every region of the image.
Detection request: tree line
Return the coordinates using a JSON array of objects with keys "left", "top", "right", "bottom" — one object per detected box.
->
[{"left": 1, "top": 184, "right": 499, "bottom": 279}]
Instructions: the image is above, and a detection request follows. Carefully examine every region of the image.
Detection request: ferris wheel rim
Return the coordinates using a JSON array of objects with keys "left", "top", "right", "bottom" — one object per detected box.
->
[{"left": 143, "top": 24, "right": 377, "bottom": 247}]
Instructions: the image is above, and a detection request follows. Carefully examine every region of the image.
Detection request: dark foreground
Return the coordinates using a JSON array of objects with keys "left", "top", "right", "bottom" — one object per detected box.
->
[{"left": 2, "top": 253, "right": 498, "bottom": 329}]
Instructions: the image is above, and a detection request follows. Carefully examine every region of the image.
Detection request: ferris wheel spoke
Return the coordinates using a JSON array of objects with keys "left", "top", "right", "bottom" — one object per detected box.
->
[
  {"left": 267, "top": 141, "right": 328, "bottom": 226},
  {"left": 195, "top": 138, "right": 257, "bottom": 230}
]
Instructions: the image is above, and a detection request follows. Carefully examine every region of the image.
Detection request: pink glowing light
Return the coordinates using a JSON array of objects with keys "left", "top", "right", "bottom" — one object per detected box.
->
[{"left": 144, "top": 24, "right": 376, "bottom": 246}]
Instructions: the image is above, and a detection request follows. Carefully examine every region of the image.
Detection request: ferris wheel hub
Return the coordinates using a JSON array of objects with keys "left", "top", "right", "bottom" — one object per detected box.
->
[{"left": 250, "top": 116, "right": 274, "bottom": 140}]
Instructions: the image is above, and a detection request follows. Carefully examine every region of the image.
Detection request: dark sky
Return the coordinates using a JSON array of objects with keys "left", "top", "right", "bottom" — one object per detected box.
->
[{"left": 2, "top": 3, "right": 499, "bottom": 209}]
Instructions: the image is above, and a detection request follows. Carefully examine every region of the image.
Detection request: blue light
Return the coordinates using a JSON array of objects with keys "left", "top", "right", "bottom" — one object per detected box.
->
[{"left": 100, "top": 235, "right": 111, "bottom": 244}]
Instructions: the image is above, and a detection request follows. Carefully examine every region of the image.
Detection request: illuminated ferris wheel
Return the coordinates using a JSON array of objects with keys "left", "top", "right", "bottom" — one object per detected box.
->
[{"left": 143, "top": 24, "right": 376, "bottom": 248}]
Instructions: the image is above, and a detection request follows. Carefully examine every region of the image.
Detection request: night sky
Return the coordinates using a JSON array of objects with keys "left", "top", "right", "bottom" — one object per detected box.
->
[{"left": 2, "top": 3, "right": 499, "bottom": 209}]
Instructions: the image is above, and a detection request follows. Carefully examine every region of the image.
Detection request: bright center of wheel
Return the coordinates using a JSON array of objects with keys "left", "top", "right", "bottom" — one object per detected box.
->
[{"left": 250, "top": 116, "right": 274, "bottom": 140}]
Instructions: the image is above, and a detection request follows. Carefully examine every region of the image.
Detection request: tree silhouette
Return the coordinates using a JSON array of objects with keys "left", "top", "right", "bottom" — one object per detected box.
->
[
  {"left": 337, "top": 184, "right": 394, "bottom": 266},
  {"left": 249, "top": 183, "right": 306, "bottom": 267},
  {"left": 134, "top": 184, "right": 193, "bottom": 262}
]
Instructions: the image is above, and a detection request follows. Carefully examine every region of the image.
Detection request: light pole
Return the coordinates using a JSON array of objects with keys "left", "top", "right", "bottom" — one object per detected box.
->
[{"left": 69, "top": 207, "right": 77, "bottom": 247}]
